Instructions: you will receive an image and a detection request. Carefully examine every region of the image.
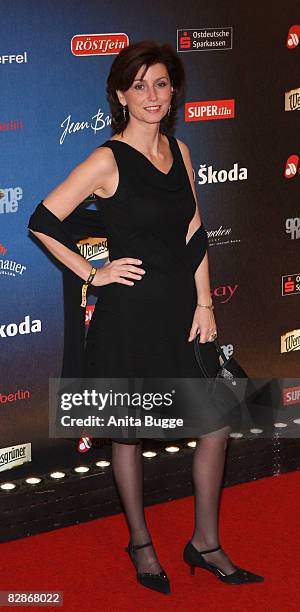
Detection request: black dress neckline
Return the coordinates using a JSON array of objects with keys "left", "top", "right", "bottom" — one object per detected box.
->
[{"left": 108, "top": 133, "right": 176, "bottom": 177}]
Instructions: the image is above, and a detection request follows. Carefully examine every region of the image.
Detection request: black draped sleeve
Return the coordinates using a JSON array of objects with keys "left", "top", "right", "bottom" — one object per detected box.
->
[
  {"left": 28, "top": 198, "right": 106, "bottom": 378},
  {"left": 185, "top": 224, "right": 208, "bottom": 275}
]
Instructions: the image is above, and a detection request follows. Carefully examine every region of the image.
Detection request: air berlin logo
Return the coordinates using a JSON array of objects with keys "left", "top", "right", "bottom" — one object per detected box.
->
[
  {"left": 185, "top": 99, "right": 235, "bottom": 121},
  {"left": 71, "top": 33, "right": 129, "bottom": 56},
  {"left": 286, "top": 25, "right": 300, "bottom": 49},
  {"left": 284, "top": 155, "right": 299, "bottom": 179}
]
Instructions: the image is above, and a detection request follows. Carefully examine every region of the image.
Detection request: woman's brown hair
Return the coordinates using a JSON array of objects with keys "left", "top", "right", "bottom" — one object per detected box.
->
[{"left": 106, "top": 40, "right": 186, "bottom": 135}]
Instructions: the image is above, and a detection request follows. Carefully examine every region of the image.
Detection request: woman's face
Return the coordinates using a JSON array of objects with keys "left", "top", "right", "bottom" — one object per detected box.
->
[{"left": 117, "top": 62, "right": 173, "bottom": 125}]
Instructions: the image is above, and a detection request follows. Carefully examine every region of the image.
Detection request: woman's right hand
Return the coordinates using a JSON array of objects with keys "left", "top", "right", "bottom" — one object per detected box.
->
[{"left": 92, "top": 258, "right": 146, "bottom": 287}]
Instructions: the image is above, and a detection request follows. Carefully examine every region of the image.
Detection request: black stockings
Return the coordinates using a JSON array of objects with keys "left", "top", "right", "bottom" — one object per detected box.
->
[
  {"left": 190, "top": 426, "right": 237, "bottom": 575},
  {"left": 111, "top": 440, "right": 163, "bottom": 574},
  {"left": 111, "top": 425, "right": 236, "bottom": 576}
]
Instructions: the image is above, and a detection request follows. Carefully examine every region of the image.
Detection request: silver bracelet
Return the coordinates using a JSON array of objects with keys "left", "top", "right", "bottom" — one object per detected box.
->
[{"left": 197, "top": 302, "right": 214, "bottom": 310}]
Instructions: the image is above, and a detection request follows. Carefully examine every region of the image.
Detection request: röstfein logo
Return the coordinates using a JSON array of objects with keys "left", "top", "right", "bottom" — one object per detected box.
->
[{"left": 71, "top": 33, "right": 129, "bottom": 56}]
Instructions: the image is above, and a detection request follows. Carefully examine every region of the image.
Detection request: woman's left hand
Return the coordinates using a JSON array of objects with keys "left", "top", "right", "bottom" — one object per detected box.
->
[{"left": 188, "top": 306, "right": 217, "bottom": 343}]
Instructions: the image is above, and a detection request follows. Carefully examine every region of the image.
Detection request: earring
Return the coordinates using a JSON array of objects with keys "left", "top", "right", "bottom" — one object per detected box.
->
[
  {"left": 122, "top": 105, "right": 127, "bottom": 120},
  {"left": 167, "top": 105, "right": 171, "bottom": 116}
]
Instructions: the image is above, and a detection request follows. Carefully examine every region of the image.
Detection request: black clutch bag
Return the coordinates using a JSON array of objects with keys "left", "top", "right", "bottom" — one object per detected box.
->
[
  {"left": 193, "top": 335, "right": 275, "bottom": 434},
  {"left": 193, "top": 335, "right": 247, "bottom": 379},
  {"left": 193, "top": 334, "right": 255, "bottom": 412}
]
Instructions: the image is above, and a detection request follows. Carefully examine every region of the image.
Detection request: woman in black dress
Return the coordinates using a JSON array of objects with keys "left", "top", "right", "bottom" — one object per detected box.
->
[{"left": 29, "top": 41, "right": 263, "bottom": 594}]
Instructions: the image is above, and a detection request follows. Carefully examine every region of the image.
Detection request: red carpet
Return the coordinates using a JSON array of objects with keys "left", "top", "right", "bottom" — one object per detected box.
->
[{"left": 1, "top": 470, "right": 299, "bottom": 611}]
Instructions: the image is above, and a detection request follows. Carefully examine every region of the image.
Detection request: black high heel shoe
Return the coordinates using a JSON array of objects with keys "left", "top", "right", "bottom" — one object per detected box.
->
[
  {"left": 125, "top": 540, "right": 171, "bottom": 594},
  {"left": 183, "top": 541, "right": 264, "bottom": 585}
]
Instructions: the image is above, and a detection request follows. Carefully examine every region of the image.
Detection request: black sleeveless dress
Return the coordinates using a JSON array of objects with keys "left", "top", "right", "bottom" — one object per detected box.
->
[{"left": 83, "top": 134, "right": 231, "bottom": 441}]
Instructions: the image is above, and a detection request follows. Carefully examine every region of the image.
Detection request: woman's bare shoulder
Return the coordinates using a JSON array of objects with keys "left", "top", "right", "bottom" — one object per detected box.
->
[
  {"left": 88, "top": 143, "right": 117, "bottom": 170},
  {"left": 174, "top": 136, "right": 191, "bottom": 159}
]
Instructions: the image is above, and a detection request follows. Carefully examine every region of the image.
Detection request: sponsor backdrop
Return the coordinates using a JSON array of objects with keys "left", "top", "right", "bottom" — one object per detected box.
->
[{"left": 0, "top": 1, "right": 299, "bottom": 474}]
